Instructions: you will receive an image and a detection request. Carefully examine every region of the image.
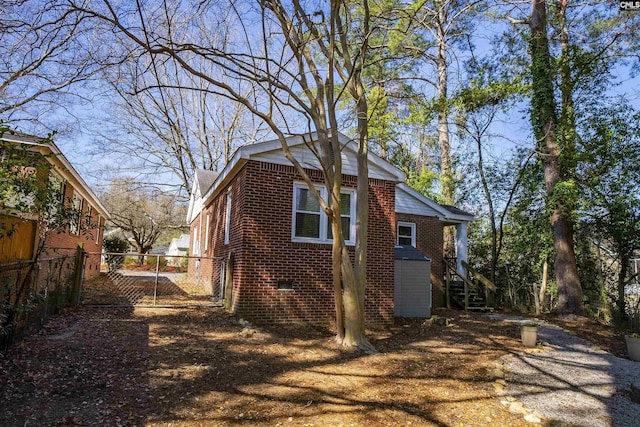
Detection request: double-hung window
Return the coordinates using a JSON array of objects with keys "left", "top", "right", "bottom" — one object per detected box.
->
[
  {"left": 292, "top": 183, "right": 356, "bottom": 245},
  {"left": 397, "top": 221, "right": 416, "bottom": 247},
  {"left": 70, "top": 191, "right": 83, "bottom": 235}
]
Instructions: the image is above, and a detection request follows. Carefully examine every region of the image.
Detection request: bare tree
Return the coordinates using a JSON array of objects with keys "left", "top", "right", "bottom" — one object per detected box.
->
[
  {"left": 101, "top": 179, "right": 186, "bottom": 258},
  {"left": 71, "top": 0, "right": 378, "bottom": 349},
  {"left": 0, "top": 1, "right": 108, "bottom": 129},
  {"left": 93, "top": 32, "right": 267, "bottom": 195}
]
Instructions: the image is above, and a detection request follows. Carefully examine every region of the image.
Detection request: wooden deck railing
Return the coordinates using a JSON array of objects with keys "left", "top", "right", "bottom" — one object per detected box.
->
[{"left": 444, "top": 259, "right": 496, "bottom": 311}]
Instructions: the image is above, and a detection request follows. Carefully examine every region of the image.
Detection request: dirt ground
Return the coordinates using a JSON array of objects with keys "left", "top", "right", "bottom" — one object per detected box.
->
[{"left": 0, "top": 306, "right": 628, "bottom": 427}]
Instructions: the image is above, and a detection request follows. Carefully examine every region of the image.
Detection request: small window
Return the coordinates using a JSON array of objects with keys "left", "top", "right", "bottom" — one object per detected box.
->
[
  {"left": 224, "top": 193, "right": 232, "bottom": 245},
  {"left": 277, "top": 280, "right": 294, "bottom": 290},
  {"left": 397, "top": 221, "right": 416, "bottom": 247}
]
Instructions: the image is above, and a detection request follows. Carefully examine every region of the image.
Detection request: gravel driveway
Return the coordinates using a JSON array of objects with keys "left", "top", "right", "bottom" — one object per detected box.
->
[{"left": 491, "top": 315, "right": 640, "bottom": 427}]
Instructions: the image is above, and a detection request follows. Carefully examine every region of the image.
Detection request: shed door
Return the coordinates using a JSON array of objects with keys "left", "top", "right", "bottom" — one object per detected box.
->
[{"left": 394, "top": 259, "right": 431, "bottom": 318}]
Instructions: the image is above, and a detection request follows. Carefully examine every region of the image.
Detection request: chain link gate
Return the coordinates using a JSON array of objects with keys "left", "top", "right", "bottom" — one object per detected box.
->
[{"left": 82, "top": 252, "right": 222, "bottom": 307}]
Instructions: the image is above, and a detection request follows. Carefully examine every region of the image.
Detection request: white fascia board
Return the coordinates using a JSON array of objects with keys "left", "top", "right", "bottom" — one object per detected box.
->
[
  {"left": 396, "top": 183, "right": 449, "bottom": 219},
  {"left": 247, "top": 132, "right": 406, "bottom": 181},
  {"left": 201, "top": 131, "right": 407, "bottom": 206},
  {"left": 395, "top": 183, "right": 475, "bottom": 223},
  {"left": 186, "top": 176, "right": 208, "bottom": 224},
  {"left": 201, "top": 149, "right": 248, "bottom": 206},
  {"left": 442, "top": 211, "right": 476, "bottom": 223},
  {"left": 1, "top": 134, "right": 111, "bottom": 219}
]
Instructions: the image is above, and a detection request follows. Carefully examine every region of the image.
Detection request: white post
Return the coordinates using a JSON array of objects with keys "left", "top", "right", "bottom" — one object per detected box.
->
[{"left": 456, "top": 222, "right": 468, "bottom": 277}]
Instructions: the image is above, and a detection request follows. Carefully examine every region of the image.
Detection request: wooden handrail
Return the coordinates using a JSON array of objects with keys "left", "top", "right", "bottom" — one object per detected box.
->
[
  {"left": 461, "top": 260, "right": 497, "bottom": 292},
  {"left": 444, "top": 259, "right": 495, "bottom": 310},
  {"left": 444, "top": 259, "right": 477, "bottom": 310}
]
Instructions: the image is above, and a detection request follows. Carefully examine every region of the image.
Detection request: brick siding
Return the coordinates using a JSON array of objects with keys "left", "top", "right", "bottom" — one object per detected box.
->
[
  {"left": 197, "top": 160, "right": 396, "bottom": 326},
  {"left": 41, "top": 183, "right": 105, "bottom": 279}
]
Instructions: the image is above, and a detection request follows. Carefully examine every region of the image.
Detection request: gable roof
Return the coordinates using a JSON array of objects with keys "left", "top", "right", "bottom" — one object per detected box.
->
[
  {"left": 199, "top": 132, "right": 406, "bottom": 210},
  {"left": 186, "top": 169, "right": 220, "bottom": 224},
  {"left": 1, "top": 131, "right": 110, "bottom": 219},
  {"left": 440, "top": 205, "right": 475, "bottom": 219},
  {"left": 395, "top": 183, "right": 475, "bottom": 224},
  {"left": 171, "top": 233, "right": 190, "bottom": 250},
  {"left": 195, "top": 170, "right": 219, "bottom": 196},
  {"left": 186, "top": 132, "right": 475, "bottom": 226}
]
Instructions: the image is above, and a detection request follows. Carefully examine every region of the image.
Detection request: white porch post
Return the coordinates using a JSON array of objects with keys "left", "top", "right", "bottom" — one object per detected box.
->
[{"left": 456, "top": 222, "right": 468, "bottom": 277}]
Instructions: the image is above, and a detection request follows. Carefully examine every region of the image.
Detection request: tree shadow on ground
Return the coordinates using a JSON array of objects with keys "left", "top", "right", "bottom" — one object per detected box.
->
[
  {"left": 137, "top": 308, "right": 530, "bottom": 426},
  {"left": 494, "top": 316, "right": 640, "bottom": 427}
]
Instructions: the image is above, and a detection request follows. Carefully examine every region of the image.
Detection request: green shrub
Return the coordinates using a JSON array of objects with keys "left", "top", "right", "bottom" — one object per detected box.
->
[{"left": 103, "top": 235, "right": 129, "bottom": 272}]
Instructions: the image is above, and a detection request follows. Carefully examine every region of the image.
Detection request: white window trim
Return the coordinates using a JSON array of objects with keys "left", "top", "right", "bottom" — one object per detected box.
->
[
  {"left": 70, "top": 191, "right": 83, "bottom": 235},
  {"left": 397, "top": 221, "right": 416, "bottom": 247},
  {"left": 224, "top": 192, "right": 232, "bottom": 245},
  {"left": 96, "top": 214, "right": 101, "bottom": 244},
  {"left": 291, "top": 182, "right": 356, "bottom": 246},
  {"left": 192, "top": 225, "right": 200, "bottom": 255},
  {"left": 205, "top": 213, "right": 210, "bottom": 250}
]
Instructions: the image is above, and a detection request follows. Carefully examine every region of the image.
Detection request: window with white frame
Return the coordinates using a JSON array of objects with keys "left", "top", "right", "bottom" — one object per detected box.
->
[
  {"left": 224, "top": 193, "right": 232, "bottom": 245},
  {"left": 292, "top": 183, "right": 356, "bottom": 245},
  {"left": 192, "top": 225, "right": 200, "bottom": 255},
  {"left": 70, "top": 191, "right": 83, "bottom": 235},
  {"left": 397, "top": 221, "right": 416, "bottom": 247},
  {"left": 205, "top": 213, "right": 210, "bottom": 251},
  {"left": 96, "top": 214, "right": 101, "bottom": 244}
]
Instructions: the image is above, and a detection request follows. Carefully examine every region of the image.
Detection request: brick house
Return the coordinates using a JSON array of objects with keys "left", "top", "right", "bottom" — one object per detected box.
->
[
  {"left": 0, "top": 132, "right": 109, "bottom": 278},
  {"left": 187, "top": 133, "right": 473, "bottom": 325}
]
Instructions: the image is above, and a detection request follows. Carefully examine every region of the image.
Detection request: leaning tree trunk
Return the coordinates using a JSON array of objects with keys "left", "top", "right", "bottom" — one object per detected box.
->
[{"left": 530, "top": 0, "right": 582, "bottom": 314}]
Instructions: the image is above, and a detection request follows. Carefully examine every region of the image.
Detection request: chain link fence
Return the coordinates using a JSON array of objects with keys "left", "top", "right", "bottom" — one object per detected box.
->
[
  {"left": 82, "top": 252, "right": 223, "bottom": 307},
  {"left": 1, "top": 251, "right": 83, "bottom": 350}
]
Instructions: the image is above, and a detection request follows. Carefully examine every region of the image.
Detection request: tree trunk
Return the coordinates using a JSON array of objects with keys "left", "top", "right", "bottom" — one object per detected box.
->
[
  {"left": 617, "top": 255, "right": 628, "bottom": 323},
  {"left": 540, "top": 260, "right": 548, "bottom": 312},
  {"left": 342, "top": 64, "right": 375, "bottom": 353},
  {"left": 475, "top": 130, "right": 497, "bottom": 285},
  {"left": 530, "top": 0, "right": 582, "bottom": 314},
  {"left": 435, "top": 5, "right": 455, "bottom": 257}
]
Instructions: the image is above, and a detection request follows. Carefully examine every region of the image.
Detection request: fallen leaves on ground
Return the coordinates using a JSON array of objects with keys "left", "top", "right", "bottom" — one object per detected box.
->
[{"left": 0, "top": 306, "right": 623, "bottom": 426}]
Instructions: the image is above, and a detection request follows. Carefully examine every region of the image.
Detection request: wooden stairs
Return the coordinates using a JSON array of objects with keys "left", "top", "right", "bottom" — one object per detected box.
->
[{"left": 445, "top": 259, "right": 495, "bottom": 312}]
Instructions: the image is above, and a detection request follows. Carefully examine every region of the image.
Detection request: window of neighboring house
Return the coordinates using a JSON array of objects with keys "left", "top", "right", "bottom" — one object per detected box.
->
[
  {"left": 96, "top": 214, "right": 101, "bottom": 244},
  {"left": 192, "top": 225, "right": 200, "bottom": 255},
  {"left": 47, "top": 173, "right": 65, "bottom": 217},
  {"left": 86, "top": 205, "right": 92, "bottom": 228},
  {"left": 70, "top": 191, "right": 83, "bottom": 235},
  {"left": 204, "top": 213, "right": 210, "bottom": 251},
  {"left": 292, "top": 183, "right": 356, "bottom": 245},
  {"left": 224, "top": 192, "right": 231, "bottom": 245},
  {"left": 397, "top": 221, "right": 416, "bottom": 247}
]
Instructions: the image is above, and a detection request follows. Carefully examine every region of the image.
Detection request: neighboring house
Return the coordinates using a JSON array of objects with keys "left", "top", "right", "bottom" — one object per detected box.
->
[
  {"left": 186, "top": 169, "right": 219, "bottom": 259},
  {"left": 0, "top": 132, "right": 109, "bottom": 278},
  {"left": 148, "top": 245, "right": 169, "bottom": 255},
  {"left": 187, "top": 133, "right": 473, "bottom": 325},
  {"left": 166, "top": 234, "right": 190, "bottom": 266}
]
